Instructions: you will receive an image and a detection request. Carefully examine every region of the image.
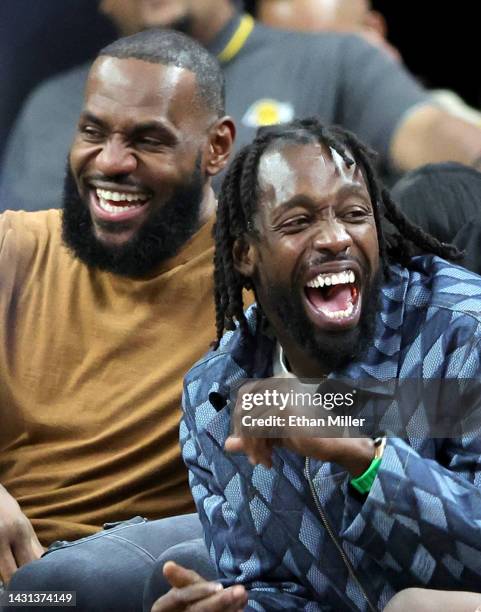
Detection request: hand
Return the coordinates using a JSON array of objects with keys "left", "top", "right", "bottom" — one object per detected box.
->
[
  {"left": 151, "top": 561, "right": 247, "bottom": 612},
  {"left": 0, "top": 485, "right": 45, "bottom": 584},
  {"left": 225, "top": 435, "right": 374, "bottom": 477}
]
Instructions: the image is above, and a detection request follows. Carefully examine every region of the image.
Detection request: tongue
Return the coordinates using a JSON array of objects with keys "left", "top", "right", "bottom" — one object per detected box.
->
[{"left": 306, "top": 285, "right": 352, "bottom": 313}]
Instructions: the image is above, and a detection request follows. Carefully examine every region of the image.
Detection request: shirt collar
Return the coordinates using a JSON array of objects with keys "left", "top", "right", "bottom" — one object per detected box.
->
[{"left": 207, "top": 12, "right": 255, "bottom": 63}]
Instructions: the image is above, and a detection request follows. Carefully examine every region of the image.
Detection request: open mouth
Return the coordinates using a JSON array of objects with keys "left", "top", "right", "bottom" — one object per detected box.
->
[
  {"left": 304, "top": 269, "right": 361, "bottom": 328},
  {"left": 90, "top": 187, "right": 152, "bottom": 223}
]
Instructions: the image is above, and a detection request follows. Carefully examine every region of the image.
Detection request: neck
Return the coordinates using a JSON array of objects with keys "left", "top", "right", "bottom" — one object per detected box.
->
[
  {"left": 281, "top": 342, "right": 331, "bottom": 379},
  {"left": 190, "top": 2, "right": 236, "bottom": 46},
  {"left": 199, "top": 184, "right": 217, "bottom": 226}
]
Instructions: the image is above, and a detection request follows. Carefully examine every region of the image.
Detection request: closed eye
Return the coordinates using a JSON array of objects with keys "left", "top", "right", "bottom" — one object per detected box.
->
[
  {"left": 136, "top": 136, "right": 167, "bottom": 148},
  {"left": 79, "top": 125, "right": 104, "bottom": 141},
  {"left": 281, "top": 216, "right": 311, "bottom": 231},
  {"left": 342, "top": 209, "right": 371, "bottom": 222}
]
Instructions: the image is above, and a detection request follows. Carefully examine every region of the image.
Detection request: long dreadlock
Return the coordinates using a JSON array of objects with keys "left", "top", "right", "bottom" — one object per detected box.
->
[{"left": 213, "top": 118, "right": 461, "bottom": 347}]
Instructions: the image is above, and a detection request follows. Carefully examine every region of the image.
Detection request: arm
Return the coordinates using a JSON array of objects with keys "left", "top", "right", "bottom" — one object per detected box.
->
[
  {"left": 0, "top": 216, "right": 44, "bottom": 583},
  {"left": 341, "top": 342, "right": 481, "bottom": 589},
  {"left": 180, "top": 394, "right": 322, "bottom": 611},
  {"left": 337, "top": 34, "right": 481, "bottom": 173},
  {"left": 341, "top": 433, "right": 481, "bottom": 589},
  {"left": 390, "top": 104, "right": 481, "bottom": 171},
  {"left": 0, "top": 485, "right": 44, "bottom": 584}
]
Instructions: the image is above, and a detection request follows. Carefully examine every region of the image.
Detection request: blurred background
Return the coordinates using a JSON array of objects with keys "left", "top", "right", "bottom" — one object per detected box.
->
[{"left": 0, "top": 0, "right": 478, "bottom": 164}]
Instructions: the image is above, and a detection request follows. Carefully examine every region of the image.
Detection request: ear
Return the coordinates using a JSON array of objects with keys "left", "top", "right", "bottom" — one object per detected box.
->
[
  {"left": 233, "top": 235, "right": 257, "bottom": 280},
  {"left": 205, "top": 116, "right": 236, "bottom": 176},
  {"left": 364, "top": 10, "right": 387, "bottom": 38}
]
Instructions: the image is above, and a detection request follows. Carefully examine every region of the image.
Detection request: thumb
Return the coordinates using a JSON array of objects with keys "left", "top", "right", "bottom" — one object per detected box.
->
[
  {"left": 224, "top": 436, "right": 245, "bottom": 453},
  {"left": 162, "top": 561, "right": 204, "bottom": 589}
]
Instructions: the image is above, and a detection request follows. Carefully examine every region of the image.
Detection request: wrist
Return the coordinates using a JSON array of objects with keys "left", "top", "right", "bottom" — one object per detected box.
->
[
  {"left": 336, "top": 438, "right": 375, "bottom": 478},
  {"left": 350, "top": 436, "right": 387, "bottom": 494}
]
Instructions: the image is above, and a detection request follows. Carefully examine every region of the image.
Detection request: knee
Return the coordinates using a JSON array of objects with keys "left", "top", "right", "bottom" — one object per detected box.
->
[
  {"left": 9, "top": 555, "right": 71, "bottom": 591},
  {"left": 9, "top": 548, "right": 113, "bottom": 609}
]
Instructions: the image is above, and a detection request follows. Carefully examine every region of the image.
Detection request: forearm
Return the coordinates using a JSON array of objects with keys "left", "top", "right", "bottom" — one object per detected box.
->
[
  {"left": 390, "top": 104, "right": 481, "bottom": 171},
  {"left": 341, "top": 438, "right": 481, "bottom": 588}
]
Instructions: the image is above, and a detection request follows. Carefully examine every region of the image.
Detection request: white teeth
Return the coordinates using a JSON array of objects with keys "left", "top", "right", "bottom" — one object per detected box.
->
[
  {"left": 98, "top": 198, "right": 144, "bottom": 214},
  {"left": 324, "top": 302, "right": 354, "bottom": 319},
  {"left": 96, "top": 188, "right": 149, "bottom": 203},
  {"left": 306, "top": 269, "right": 356, "bottom": 288}
]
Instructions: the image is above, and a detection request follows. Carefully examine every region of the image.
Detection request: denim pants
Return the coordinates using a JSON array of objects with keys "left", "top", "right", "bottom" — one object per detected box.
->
[{"left": 3, "top": 513, "right": 214, "bottom": 612}]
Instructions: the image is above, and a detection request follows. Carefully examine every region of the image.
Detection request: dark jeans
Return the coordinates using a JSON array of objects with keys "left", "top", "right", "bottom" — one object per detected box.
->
[{"left": 3, "top": 513, "right": 213, "bottom": 612}]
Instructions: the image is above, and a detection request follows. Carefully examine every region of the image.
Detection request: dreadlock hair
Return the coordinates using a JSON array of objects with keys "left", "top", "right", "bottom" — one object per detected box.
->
[{"left": 213, "top": 117, "right": 462, "bottom": 347}]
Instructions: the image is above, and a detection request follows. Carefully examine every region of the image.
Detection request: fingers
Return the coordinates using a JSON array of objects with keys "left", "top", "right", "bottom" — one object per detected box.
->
[
  {"left": 163, "top": 561, "right": 205, "bottom": 589},
  {"left": 12, "top": 528, "right": 44, "bottom": 568},
  {"left": 225, "top": 436, "right": 275, "bottom": 468},
  {"left": 152, "top": 580, "right": 223, "bottom": 611},
  {"left": 151, "top": 583, "right": 247, "bottom": 612},
  {"left": 0, "top": 544, "right": 18, "bottom": 585},
  {"left": 224, "top": 437, "right": 245, "bottom": 453}
]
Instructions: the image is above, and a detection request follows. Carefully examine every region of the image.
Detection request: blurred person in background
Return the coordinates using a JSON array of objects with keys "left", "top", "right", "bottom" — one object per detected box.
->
[
  {"left": 391, "top": 162, "right": 481, "bottom": 275},
  {"left": 256, "top": 0, "right": 400, "bottom": 58},
  {"left": 255, "top": 0, "right": 481, "bottom": 126},
  {"left": 0, "top": 0, "right": 115, "bottom": 163},
  {"left": 0, "top": 0, "right": 140, "bottom": 213},
  {"left": 3, "top": 0, "right": 481, "bottom": 212}
]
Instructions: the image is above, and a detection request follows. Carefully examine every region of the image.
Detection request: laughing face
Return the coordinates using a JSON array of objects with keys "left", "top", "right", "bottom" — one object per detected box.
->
[
  {"left": 237, "top": 141, "right": 381, "bottom": 376},
  {"left": 66, "top": 56, "right": 215, "bottom": 276}
]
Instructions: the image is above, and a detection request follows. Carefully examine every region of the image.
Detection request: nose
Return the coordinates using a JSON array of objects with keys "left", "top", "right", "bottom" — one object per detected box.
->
[
  {"left": 94, "top": 135, "right": 137, "bottom": 176},
  {"left": 312, "top": 217, "right": 353, "bottom": 256}
]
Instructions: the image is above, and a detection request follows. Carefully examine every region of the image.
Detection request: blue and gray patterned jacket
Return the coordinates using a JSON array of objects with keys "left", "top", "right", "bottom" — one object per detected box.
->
[{"left": 181, "top": 256, "right": 481, "bottom": 611}]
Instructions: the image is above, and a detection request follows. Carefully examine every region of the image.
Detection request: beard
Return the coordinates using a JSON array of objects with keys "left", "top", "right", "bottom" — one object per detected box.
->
[
  {"left": 61, "top": 158, "right": 204, "bottom": 278},
  {"left": 260, "top": 264, "right": 382, "bottom": 372}
]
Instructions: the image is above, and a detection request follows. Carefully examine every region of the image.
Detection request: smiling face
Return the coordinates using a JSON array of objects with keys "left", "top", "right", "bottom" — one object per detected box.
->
[
  {"left": 237, "top": 141, "right": 381, "bottom": 375},
  {"left": 70, "top": 56, "right": 215, "bottom": 248}
]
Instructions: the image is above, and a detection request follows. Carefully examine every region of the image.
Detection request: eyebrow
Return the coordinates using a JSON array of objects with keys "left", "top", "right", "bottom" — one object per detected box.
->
[
  {"left": 78, "top": 111, "right": 106, "bottom": 128},
  {"left": 275, "top": 184, "right": 371, "bottom": 213}
]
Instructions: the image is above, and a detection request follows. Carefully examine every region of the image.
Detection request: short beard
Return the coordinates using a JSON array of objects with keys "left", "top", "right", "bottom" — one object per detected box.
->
[
  {"left": 61, "top": 158, "right": 204, "bottom": 278},
  {"left": 263, "top": 268, "right": 382, "bottom": 372}
]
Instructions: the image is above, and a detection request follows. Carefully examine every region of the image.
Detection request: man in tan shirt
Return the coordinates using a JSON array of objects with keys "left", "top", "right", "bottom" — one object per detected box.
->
[{"left": 0, "top": 28, "right": 234, "bottom": 611}]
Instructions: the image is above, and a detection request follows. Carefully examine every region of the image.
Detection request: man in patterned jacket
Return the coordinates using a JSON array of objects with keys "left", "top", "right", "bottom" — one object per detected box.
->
[{"left": 151, "top": 119, "right": 481, "bottom": 611}]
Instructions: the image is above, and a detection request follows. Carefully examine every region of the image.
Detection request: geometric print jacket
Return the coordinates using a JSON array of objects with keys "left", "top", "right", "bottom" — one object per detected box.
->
[{"left": 180, "top": 256, "right": 481, "bottom": 611}]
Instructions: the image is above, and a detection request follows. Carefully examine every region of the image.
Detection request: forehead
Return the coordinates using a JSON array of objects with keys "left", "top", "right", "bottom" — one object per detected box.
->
[
  {"left": 84, "top": 56, "right": 200, "bottom": 124},
  {"left": 258, "top": 142, "right": 368, "bottom": 207}
]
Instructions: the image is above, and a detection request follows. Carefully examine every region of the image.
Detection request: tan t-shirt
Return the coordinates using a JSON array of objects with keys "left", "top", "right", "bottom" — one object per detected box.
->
[{"left": 0, "top": 210, "right": 216, "bottom": 545}]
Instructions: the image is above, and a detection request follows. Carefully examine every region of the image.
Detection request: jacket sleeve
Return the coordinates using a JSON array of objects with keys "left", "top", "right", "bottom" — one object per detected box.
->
[
  {"left": 180, "top": 387, "right": 323, "bottom": 612},
  {"left": 341, "top": 434, "right": 481, "bottom": 588},
  {"left": 340, "top": 345, "right": 481, "bottom": 589}
]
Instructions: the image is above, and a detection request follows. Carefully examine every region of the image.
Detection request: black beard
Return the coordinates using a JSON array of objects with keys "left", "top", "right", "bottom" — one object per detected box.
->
[
  {"left": 61, "top": 159, "right": 204, "bottom": 278},
  {"left": 261, "top": 266, "right": 382, "bottom": 372}
]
